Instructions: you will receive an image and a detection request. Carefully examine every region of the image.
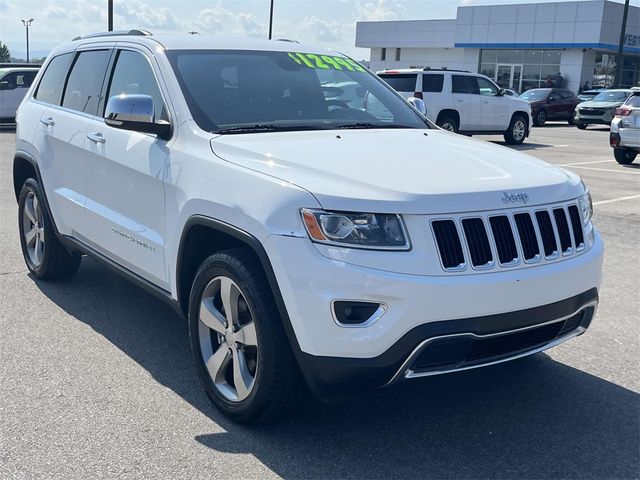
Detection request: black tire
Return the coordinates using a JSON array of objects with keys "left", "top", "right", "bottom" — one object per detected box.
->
[
  {"left": 534, "top": 109, "right": 546, "bottom": 126},
  {"left": 18, "top": 178, "right": 81, "bottom": 280},
  {"left": 613, "top": 148, "right": 637, "bottom": 165},
  {"left": 567, "top": 116, "right": 575, "bottom": 125},
  {"left": 188, "top": 249, "right": 302, "bottom": 423},
  {"left": 503, "top": 114, "right": 528, "bottom": 145},
  {"left": 576, "top": 123, "right": 587, "bottom": 130},
  {"left": 436, "top": 114, "right": 458, "bottom": 133}
]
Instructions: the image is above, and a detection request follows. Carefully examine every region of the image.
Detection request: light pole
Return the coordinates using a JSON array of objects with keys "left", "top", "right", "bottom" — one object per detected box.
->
[
  {"left": 268, "top": 0, "right": 274, "bottom": 39},
  {"left": 108, "top": 0, "right": 113, "bottom": 31},
  {"left": 21, "top": 18, "right": 34, "bottom": 63}
]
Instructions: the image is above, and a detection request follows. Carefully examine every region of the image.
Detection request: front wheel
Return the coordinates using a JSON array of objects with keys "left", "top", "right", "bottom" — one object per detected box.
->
[
  {"left": 614, "top": 148, "right": 637, "bottom": 165},
  {"left": 534, "top": 110, "right": 546, "bottom": 126},
  {"left": 18, "top": 178, "right": 81, "bottom": 280},
  {"left": 188, "top": 249, "right": 302, "bottom": 423},
  {"left": 503, "top": 115, "right": 528, "bottom": 145}
]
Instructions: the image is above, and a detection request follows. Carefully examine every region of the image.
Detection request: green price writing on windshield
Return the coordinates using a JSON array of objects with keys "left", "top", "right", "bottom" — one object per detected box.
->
[{"left": 287, "top": 52, "right": 366, "bottom": 73}]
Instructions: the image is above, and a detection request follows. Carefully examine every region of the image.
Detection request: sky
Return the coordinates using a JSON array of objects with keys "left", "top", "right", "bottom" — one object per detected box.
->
[{"left": 0, "top": 0, "right": 637, "bottom": 60}]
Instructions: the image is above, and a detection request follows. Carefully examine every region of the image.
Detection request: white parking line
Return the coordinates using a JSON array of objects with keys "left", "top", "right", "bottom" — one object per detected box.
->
[
  {"left": 593, "top": 194, "right": 640, "bottom": 206},
  {"left": 559, "top": 160, "right": 613, "bottom": 166},
  {"left": 562, "top": 165, "right": 640, "bottom": 175}
]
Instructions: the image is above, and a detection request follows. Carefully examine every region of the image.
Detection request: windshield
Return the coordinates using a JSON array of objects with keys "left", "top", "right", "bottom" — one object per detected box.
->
[
  {"left": 520, "top": 89, "right": 549, "bottom": 100},
  {"left": 167, "top": 50, "right": 428, "bottom": 133},
  {"left": 592, "top": 91, "right": 630, "bottom": 102}
]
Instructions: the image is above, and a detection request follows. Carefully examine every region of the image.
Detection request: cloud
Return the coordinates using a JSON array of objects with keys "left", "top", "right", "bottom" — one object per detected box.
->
[
  {"left": 114, "top": 0, "right": 183, "bottom": 30},
  {"left": 299, "top": 16, "right": 343, "bottom": 42},
  {"left": 355, "top": 0, "right": 407, "bottom": 21},
  {"left": 193, "top": 3, "right": 264, "bottom": 37}
]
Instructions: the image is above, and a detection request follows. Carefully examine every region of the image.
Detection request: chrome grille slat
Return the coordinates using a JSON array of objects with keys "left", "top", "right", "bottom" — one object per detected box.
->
[{"left": 431, "top": 201, "right": 586, "bottom": 273}]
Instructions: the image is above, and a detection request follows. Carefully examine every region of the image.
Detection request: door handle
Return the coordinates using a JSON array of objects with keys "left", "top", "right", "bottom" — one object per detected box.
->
[
  {"left": 456, "top": 99, "right": 464, "bottom": 103},
  {"left": 40, "top": 117, "right": 55, "bottom": 126},
  {"left": 87, "top": 133, "right": 105, "bottom": 144}
]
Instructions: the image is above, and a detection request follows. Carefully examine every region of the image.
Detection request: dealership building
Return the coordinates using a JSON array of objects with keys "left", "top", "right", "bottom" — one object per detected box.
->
[{"left": 355, "top": 0, "right": 640, "bottom": 94}]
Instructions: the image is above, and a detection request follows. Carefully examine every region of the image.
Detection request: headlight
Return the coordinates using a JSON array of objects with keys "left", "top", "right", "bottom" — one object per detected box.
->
[
  {"left": 301, "top": 209, "right": 410, "bottom": 250},
  {"left": 579, "top": 189, "right": 593, "bottom": 225}
]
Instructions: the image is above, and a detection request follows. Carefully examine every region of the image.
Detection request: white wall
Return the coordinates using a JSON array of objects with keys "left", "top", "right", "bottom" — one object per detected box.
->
[
  {"left": 559, "top": 49, "right": 587, "bottom": 93},
  {"left": 368, "top": 48, "right": 480, "bottom": 74}
]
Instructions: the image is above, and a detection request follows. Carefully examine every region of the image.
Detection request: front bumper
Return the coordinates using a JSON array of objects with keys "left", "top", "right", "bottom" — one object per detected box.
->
[
  {"left": 298, "top": 290, "right": 597, "bottom": 394},
  {"left": 574, "top": 110, "right": 614, "bottom": 125},
  {"left": 264, "top": 230, "right": 603, "bottom": 392}
]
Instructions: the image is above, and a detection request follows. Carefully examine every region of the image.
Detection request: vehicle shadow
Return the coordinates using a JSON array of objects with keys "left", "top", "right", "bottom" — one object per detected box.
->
[
  {"left": 489, "top": 141, "right": 554, "bottom": 151},
  {"left": 34, "top": 258, "right": 639, "bottom": 479}
]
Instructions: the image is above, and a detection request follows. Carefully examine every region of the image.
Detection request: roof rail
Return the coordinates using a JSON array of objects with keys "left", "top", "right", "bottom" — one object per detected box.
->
[{"left": 72, "top": 30, "right": 152, "bottom": 41}]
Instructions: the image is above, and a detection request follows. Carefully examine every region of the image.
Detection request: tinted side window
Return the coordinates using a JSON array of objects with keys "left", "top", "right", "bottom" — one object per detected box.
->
[
  {"left": 452, "top": 75, "right": 479, "bottom": 94},
  {"left": 477, "top": 77, "right": 498, "bottom": 96},
  {"left": 378, "top": 74, "right": 417, "bottom": 92},
  {"left": 548, "top": 92, "right": 561, "bottom": 101},
  {"left": 0, "top": 72, "right": 20, "bottom": 90},
  {"left": 422, "top": 74, "right": 443, "bottom": 93},
  {"left": 106, "top": 50, "right": 167, "bottom": 121},
  {"left": 62, "top": 50, "right": 111, "bottom": 114},
  {"left": 34, "top": 53, "right": 73, "bottom": 105},
  {"left": 558, "top": 90, "right": 574, "bottom": 99}
]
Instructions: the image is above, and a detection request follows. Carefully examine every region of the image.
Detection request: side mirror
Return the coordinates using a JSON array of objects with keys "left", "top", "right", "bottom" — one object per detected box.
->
[
  {"left": 105, "top": 94, "right": 171, "bottom": 140},
  {"left": 408, "top": 97, "right": 427, "bottom": 116},
  {"left": 497, "top": 88, "right": 506, "bottom": 96}
]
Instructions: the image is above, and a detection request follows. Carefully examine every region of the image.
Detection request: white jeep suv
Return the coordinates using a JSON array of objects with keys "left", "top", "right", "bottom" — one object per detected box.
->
[
  {"left": 13, "top": 31, "right": 602, "bottom": 423},
  {"left": 377, "top": 68, "right": 532, "bottom": 144}
]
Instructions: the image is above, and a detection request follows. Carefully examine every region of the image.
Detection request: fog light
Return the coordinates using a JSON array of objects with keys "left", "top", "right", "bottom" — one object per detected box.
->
[
  {"left": 610, "top": 132, "right": 621, "bottom": 147},
  {"left": 332, "top": 301, "right": 386, "bottom": 326}
]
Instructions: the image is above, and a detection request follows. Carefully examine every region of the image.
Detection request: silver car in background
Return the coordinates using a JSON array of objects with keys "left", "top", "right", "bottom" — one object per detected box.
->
[
  {"left": 610, "top": 89, "right": 640, "bottom": 165},
  {"left": 0, "top": 67, "right": 39, "bottom": 123}
]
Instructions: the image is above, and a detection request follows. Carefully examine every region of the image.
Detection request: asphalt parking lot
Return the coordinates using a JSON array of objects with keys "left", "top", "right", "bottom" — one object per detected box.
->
[{"left": 0, "top": 124, "right": 638, "bottom": 479}]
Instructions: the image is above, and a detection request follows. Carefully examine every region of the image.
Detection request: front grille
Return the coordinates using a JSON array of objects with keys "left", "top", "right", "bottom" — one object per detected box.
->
[
  {"left": 580, "top": 108, "right": 605, "bottom": 116},
  {"left": 432, "top": 201, "right": 586, "bottom": 272},
  {"left": 410, "top": 310, "right": 586, "bottom": 374}
]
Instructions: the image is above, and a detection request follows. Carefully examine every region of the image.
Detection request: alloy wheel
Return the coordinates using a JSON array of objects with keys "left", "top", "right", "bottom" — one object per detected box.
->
[
  {"left": 22, "top": 191, "right": 45, "bottom": 268},
  {"left": 198, "top": 276, "right": 258, "bottom": 402},
  {"left": 512, "top": 120, "right": 526, "bottom": 142}
]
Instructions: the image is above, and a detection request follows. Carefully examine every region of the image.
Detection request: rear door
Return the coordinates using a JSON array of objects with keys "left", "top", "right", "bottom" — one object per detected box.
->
[
  {"left": 546, "top": 90, "right": 565, "bottom": 119},
  {"left": 82, "top": 47, "right": 170, "bottom": 288},
  {"left": 421, "top": 73, "right": 444, "bottom": 122},
  {"left": 30, "top": 50, "right": 113, "bottom": 237}
]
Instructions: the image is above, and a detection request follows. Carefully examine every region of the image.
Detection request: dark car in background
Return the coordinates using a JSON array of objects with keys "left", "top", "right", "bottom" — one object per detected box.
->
[
  {"left": 520, "top": 88, "right": 581, "bottom": 126},
  {"left": 574, "top": 89, "right": 633, "bottom": 129}
]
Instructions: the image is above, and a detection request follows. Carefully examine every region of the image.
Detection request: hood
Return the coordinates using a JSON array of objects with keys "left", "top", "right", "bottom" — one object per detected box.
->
[
  {"left": 210, "top": 129, "right": 582, "bottom": 214},
  {"left": 578, "top": 100, "right": 622, "bottom": 109}
]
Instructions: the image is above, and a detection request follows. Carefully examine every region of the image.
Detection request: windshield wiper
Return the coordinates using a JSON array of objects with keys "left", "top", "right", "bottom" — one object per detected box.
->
[
  {"left": 216, "top": 124, "right": 314, "bottom": 134},
  {"left": 332, "top": 122, "right": 416, "bottom": 130}
]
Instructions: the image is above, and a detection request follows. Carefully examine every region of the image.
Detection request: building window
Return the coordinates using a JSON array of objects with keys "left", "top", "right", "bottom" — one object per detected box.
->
[
  {"left": 395, "top": 48, "right": 401, "bottom": 61},
  {"left": 479, "top": 48, "right": 562, "bottom": 92},
  {"left": 381, "top": 48, "right": 386, "bottom": 61}
]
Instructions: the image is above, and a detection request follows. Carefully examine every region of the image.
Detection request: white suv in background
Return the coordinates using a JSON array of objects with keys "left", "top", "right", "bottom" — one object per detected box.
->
[
  {"left": 610, "top": 89, "right": 640, "bottom": 165},
  {"left": 14, "top": 31, "right": 602, "bottom": 423},
  {"left": 377, "top": 68, "right": 532, "bottom": 144}
]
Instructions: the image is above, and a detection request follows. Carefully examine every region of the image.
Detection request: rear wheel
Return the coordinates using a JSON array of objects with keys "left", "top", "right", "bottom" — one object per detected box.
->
[
  {"left": 188, "top": 249, "right": 302, "bottom": 423},
  {"left": 534, "top": 109, "right": 546, "bottom": 126},
  {"left": 576, "top": 123, "right": 587, "bottom": 130},
  {"left": 18, "top": 178, "right": 81, "bottom": 280},
  {"left": 613, "top": 148, "right": 637, "bottom": 165},
  {"left": 503, "top": 114, "right": 528, "bottom": 145},
  {"left": 567, "top": 116, "right": 575, "bottom": 125},
  {"left": 436, "top": 115, "right": 458, "bottom": 133}
]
